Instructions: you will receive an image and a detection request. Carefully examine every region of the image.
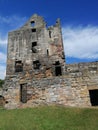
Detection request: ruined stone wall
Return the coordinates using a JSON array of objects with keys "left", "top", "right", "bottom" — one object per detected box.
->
[
  {"left": 6, "top": 14, "right": 65, "bottom": 76},
  {"left": 3, "top": 61, "right": 98, "bottom": 109},
  {"left": 3, "top": 14, "right": 98, "bottom": 109}
]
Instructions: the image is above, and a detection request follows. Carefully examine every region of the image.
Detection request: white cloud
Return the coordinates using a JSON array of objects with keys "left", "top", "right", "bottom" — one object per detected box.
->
[
  {"left": 0, "top": 52, "right": 6, "bottom": 63},
  {"left": 0, "top": 15, "right": 27, "bottom": 28},
  {"left": 0, "top": 52, "right": 6, "bottom": 79},
  {"left": 0, "top": 38, "right": 7, "bottom": 45},
  {"left": 62, "top": 25, "right": 98, "bottom": 59}
]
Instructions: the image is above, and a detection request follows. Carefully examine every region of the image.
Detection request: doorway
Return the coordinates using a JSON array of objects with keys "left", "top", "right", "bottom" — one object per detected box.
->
[
  {"left": 89, "top": 89, "right": 98, "bottom": 106},
  {"left": 20, "top": 84, "right": 27, "bottom": 103},
  {"left": 55, "top": 61, "right": 62, "bottom": 76}
]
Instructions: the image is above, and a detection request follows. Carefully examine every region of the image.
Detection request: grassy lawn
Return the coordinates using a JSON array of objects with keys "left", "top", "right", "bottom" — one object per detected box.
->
[{"left": 0, "top": 106, "right": 98, "bottom": 130}]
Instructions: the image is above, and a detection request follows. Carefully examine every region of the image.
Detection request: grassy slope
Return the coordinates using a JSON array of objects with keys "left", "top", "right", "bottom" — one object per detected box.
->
[{"left": 0, "top": 106, "right": 98, "bottom": 130}]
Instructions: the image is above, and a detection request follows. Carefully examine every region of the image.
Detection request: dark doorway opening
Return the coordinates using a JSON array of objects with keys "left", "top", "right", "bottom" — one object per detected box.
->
[
  {"left": 89, "top": 89, "right": 98, "bottom": 106},
  {"left": 55, "top": 61, "right": 62, "bottom": 76},
  {"left": 20, "top": 84, "right": 27, "bottom": 103}
]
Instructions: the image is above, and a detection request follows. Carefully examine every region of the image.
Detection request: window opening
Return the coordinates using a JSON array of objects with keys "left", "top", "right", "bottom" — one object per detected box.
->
[
  {"left": 62, "top": 51, "right": 65, "bottom": 59},
  {"left": 32, "top": 42, "right": 37, "bottom": 47},
  {"left": 32, "top": 42, "right": 37, "bottom": 53},
  {"left": 32, "top": 28, "right": 36, "bottom": 32},
  {"left": 0, "top": 95, "right": 4, "bottom": 99},
  {"left": 49, "top": 30, "right": 51, "bottom": 38},
  {"left": 55, "top": 61, "right": 62, "bottom": 76},
  {"left": 31, "top": 21, "right": 35, "bottom": 27},
  {"left": 47, "top": 49, "right": 49, "bottom": 56},
  {"left": 33, "top": 60, "right": 41, "bottom": 69},
  {"left": 20, "top": 84, "right": 27, "bottom": 103},
  {"left": 55, "top": 61, "right": 60, "bottom": 65},
  {"left": 15, "top": 61, "right": 23, "bottom": 72}
]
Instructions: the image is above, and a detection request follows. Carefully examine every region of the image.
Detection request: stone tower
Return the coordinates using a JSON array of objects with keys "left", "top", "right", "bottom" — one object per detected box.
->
[
  {"left": 3, "top": 14, "right": 65, "bottom": 108},
  {"left": 6, "top": 14, "right": 65, "bottom": 77}
]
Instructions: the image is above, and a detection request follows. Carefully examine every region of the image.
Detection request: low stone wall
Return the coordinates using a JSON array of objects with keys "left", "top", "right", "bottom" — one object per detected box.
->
[
  {"left": 1, "top": 76, "right": 92, "bottom": 109},
  {"left": 65, "top": 61, "right": 98, "bottom": 74},
  {"left": 2, "top": 61, "right": 98, "bottom": 109}
]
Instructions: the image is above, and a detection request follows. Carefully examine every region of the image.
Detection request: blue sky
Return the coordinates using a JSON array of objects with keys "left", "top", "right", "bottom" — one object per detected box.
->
[{"left": 0, "top": 0, "right": 98, "bottom": 79}]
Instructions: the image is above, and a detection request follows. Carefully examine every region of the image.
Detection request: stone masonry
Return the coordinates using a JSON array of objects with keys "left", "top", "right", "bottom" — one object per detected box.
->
[{"left": 2, "top": 14, "right": 98, "bottom": 109}]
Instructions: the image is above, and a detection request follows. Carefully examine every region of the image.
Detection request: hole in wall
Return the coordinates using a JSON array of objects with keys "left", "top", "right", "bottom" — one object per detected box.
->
[
  {"left": 49, "top": 30, "right": 51, "bottom": 38},
  {"left": 32, "top": 42, "right": 37, "bottom": 53},
  {"left": 33, "top": 60, "right": 41, "bottom": 69},
  {"left": 31, "top": 21, "right": 35, "bottom": 27},
  {"left": 32, "top": 42, "right": 37, "bottom": 47},
  {"left": 15, "top": 61, "right": 23, "bottom": 72},
  {"left": 54, "top": 61, "right": 62, "bottom": 76},
  {"left": 0, "top": 95, "right": 4, "bottom": 99},
  {"left": 5, "top": 101, "right": 9, "bottom": 104},
  {"left": 32, "top": 28, "right": 36, "bottom": 32},
  {"left": 5, "top": 88, "right": 8, "bottom": 91},
  {"left": 89, "top": 89, "right": 98, "bottom": 106},
  {"left": 47, "top": 49, "right": 49, "bottom": 56}
]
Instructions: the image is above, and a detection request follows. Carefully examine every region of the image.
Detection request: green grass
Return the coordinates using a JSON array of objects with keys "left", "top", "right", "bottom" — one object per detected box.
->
[{"left": 0, "top": 106, "right": 98, "bottom": 130}]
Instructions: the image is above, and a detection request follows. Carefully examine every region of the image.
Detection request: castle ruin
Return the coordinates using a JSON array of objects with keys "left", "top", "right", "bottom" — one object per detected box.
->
[{"left": 2, "top": 14, "right": 98, "bottom": 109}]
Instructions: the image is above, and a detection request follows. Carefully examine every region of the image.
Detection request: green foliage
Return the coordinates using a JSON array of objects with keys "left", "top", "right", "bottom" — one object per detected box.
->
[
  {"left": 0, "top": 106, "right": 98, "bottom": 130},
  {"left": 0, "top": 79, "right": 4, "bottom": 88}
]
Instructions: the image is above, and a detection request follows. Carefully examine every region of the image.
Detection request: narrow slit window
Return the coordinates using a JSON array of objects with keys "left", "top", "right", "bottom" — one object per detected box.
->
[
  {"left": 33, "top": 60, "right": 41, "bottom": 69},
  {"left": 47, "top": 49, "right": 49, "bottom": 56},
  {"left": 15, "top": 61, "right": 23, "bottom": 72},
  {"left": 49, "top": 30, "right": 51, "bottom": 38}
]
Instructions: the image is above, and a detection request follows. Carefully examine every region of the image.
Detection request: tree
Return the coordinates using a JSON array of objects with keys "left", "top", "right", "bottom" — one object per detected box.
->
[{"left": 0, "top": 79, "right": 4, "bottom": 88}]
